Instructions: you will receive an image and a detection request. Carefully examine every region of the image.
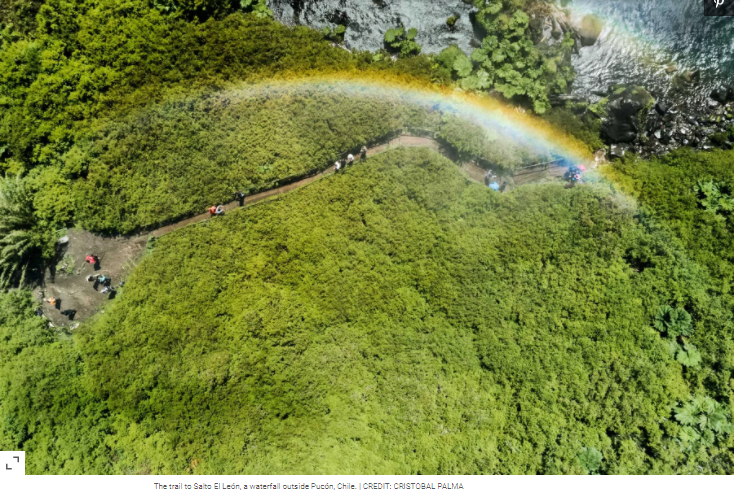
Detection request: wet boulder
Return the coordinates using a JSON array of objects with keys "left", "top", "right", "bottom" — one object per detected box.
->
[
  {"left": 654, "top": 101, "right": 670, "bottom": 116},
  {"left": 575, "top": 14, "right": 604, "bottom": 47},
  {"left": 710, "top": 85, "right": 734, "bottom": 104},
  {"left": 598, "top": 85, "right": 655, "bottom": 144}
]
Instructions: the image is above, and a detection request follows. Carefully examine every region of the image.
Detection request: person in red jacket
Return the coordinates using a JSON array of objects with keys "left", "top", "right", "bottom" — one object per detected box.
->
[{"left": 208, "top": 205, "right": 225, "bottom": 217}]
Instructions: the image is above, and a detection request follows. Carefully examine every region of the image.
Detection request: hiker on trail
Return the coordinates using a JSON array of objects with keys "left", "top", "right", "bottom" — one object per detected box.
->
[
  {"left": 208, "top": 205, "right": 225, "bottom": 217},
  {"left": 361, "top": 146, "right": 368, "bottom": 159},
  {"left": 234, "top": 190, "right": 246, "bottom": 207},
  {"left": 100, "top": 286, "right": 113, "bottom": 295},
  {"left": 85, "top": 254, "right": 99, "bottom": 267},
  {"left": 86, "top": 274, "right": 99, "bottom": 282},
  {"left": 346, "top": 154, "right": 355, "bottom": 166},
  {"left": 484, "top": 170, "right": 495, "bottom": 186},
  {"left": 334, "top": 160, "right": 342, "bottom": 172},
  {"left": 45, "top": 297, "right": 58, "bottom": 309},
  {"left": 489, "top": 181, "right": 500, "bottom": 191}
]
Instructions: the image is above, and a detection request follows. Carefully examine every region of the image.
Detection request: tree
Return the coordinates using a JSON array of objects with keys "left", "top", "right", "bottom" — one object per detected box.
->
[{"left": 0, "top": 175, "right": 43, "bottom": 287}]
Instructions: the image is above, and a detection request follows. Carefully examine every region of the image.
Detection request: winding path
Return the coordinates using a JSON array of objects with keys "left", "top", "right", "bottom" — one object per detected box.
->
[
  {"left": 134, "top": 134, "right": 445, "bottom": 242},
  {"left": 134, "top": 134, "right": 567, "bottom": 242},
  {"left": 37, "top": 133, "right": 569, "bottom": 327}
]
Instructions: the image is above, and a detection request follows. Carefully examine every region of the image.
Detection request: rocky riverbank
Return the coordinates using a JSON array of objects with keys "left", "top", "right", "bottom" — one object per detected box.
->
[
  {"left": 270, "top": 0, "right": 733, "bottom": 160},
  {"left": 560, "top": 82, "right": 734, "bottom": 159}
]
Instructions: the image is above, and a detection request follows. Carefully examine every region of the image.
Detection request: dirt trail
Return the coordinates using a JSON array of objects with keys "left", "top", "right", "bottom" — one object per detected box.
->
[{"left": 34, "top": 134, "right": 569, "bottom": 327}]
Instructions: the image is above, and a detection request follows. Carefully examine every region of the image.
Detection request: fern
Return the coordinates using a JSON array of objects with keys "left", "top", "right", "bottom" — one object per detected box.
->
[
  {"left": 240, "top": 0, "right": 273, "bottom": 19},
  {"left": 0, "top": 174, "right": 44, "bottom": 288}
]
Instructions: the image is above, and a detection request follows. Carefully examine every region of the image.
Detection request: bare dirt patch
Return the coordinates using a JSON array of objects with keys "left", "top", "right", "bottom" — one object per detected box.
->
[{"left": 33, "top": 230, "right": 146, "bottom": 328}]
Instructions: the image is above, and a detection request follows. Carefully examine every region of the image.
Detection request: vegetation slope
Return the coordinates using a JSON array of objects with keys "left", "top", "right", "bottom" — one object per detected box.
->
[{"left": 1, "top": 148, "right": 733, "bottom": 474}]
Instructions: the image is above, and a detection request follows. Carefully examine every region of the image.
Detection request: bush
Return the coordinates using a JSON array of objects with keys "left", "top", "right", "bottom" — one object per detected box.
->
[
  {"left": 440, "top": 0, "right": 576, "bottom": 112},
  {"left": 383, "top": 25, "right": 422, "bottom": 58}
]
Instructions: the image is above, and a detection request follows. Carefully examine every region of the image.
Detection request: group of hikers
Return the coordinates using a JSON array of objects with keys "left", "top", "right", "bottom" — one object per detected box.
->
[
  {"left": 484, "top": 170, "right": 507, "bottom": 191},
  {"left": 208, "top": 190, "right": 246, "bottom": 217},
  {"left": 44, "top": 253, "right": 117, "bottom": 320},
  {"left": 334, "top": 145, "right": 367, "bottom": 172},
  {"left": 84, "top": 254, "right": 116, "bottom": 293},
  {"left": 208, "top": 146, "right": 370, "bottom": 216},
  {"left": 564, "top": 164, "right": 587, "bottom": 184},
  {"left": 205, "top": 143, "right": 588, "bottom": 217}
]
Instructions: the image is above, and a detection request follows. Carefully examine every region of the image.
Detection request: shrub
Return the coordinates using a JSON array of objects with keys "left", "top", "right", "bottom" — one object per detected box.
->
[
  {"left": 322, "top": 24, "right": 346, "bottom": 44},
  {"left": 674, "top": 396, "right": 733, "bottom": 452},
  {"left": 653, "top": 305, "right": 693, "bottom": 338},
  {"left": 444, "top": 0, "right": 576, "bottom": 112},
  {"left": 383, "top": 25, "right": 422, "bottom": 58},
  {"left": 577, "top": 447, "right": 603, "bottom": 475}
]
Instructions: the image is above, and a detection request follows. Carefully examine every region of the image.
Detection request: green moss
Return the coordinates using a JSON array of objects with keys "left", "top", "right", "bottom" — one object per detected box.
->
[{"left": 587, "top": 97, "right": 609, "bottom": 118}]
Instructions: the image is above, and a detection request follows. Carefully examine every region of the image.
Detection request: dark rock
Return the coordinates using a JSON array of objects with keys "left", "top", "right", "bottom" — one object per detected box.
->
[
  {"left": 710, "top": 85, "right": 734, "bottom": 104},
  {"left": 679, "top": 70, "right": 700, "bottom": 84},
  {"left": 601, "top": 85, "right": 655, "bottom": 144},
  {"left": 655, "top": 101, "right": 670, "bottom": 116},
  {"left": 328, "top": 10, "right": 349, "bottom": 25}
]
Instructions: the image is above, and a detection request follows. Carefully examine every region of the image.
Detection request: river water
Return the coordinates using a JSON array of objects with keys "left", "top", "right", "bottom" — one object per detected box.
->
[{"left": 268, "top": 0, "right": 733, "bottom": 104}]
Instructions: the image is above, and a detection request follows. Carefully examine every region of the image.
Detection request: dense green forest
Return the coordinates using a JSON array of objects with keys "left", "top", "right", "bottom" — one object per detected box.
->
[
  {"left": 1, "top": 147, "right": 734, "bottom": 474},
  {"left": 58, "top": 90, "right": 539, "bottom": 234},
  {"left": 0, "top": 0, "right": 564, "bottom": 260},
  {"left": 0, "top": 0, "right": 733, "bottom": 476}
]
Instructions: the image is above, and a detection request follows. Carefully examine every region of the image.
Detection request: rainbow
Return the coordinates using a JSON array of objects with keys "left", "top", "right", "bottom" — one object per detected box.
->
[{"left": 214, "top": 72, "right": 593, "bottom": 167}]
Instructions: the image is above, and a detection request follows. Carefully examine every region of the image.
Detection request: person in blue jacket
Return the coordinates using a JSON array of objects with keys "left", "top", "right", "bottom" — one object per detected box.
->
[{"left": 489, "top": 181, "right": 500, "bottom": 191}]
